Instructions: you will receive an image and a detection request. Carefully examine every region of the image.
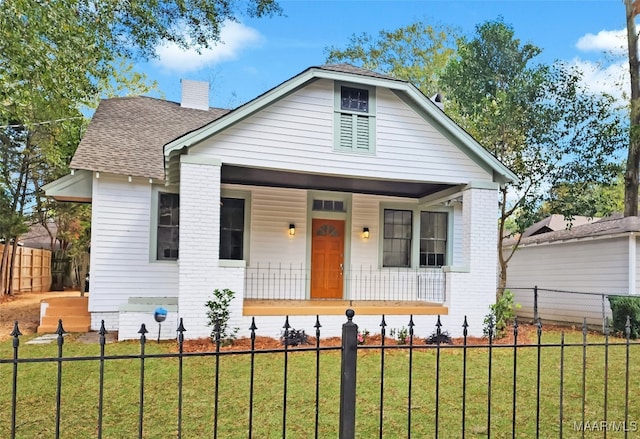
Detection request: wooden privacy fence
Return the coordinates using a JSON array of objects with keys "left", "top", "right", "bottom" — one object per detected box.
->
[{"left": 0, "top": 244, "right": 52, "bottom": 293}]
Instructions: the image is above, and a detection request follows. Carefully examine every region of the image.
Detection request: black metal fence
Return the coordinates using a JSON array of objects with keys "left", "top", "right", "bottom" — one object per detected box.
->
[
  {"left": 1, "top": 312, "right": 638, "bottom": 438},
  {"left": 508, "top": 286, "right": 622, "bottom": 332}
]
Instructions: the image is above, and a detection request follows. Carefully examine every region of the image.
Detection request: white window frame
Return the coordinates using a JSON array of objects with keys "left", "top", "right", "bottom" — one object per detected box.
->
[
  {"left": 150, "top": 185, "right": 179, "bottom": 263},
  {"left": 379, "top": 203, "right": 452, "bottom": 268},
  {"left": 219, "top": 189, "right": 251, "bottom": 265}
]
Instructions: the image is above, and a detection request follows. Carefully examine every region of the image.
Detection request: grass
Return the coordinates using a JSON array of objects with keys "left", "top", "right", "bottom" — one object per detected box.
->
[{"left": 0, "top": 331, "right": 638, "bottom": 438}]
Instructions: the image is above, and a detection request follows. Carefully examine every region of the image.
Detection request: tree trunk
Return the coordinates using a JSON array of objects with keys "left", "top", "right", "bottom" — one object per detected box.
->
[
  {"left": 624, "top": 0, "right": 640, "bottom": 216},
  {"left": 0, "top": 245, "right": 9, "bottom": 296},
  {"left": 497, "top": 188, "right": 509, "bottom": 299},
  {"left": 7, "top": 238, "right": 19, "bottom": 295}
]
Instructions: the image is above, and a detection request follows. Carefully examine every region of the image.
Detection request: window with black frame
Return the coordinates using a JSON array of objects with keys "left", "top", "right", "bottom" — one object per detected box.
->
[
  {"left": 157, "top": 193, "right": 179, "bottom": 260},
  {"left": 219, "top": 197, "right": 245, "bottom": 260}
]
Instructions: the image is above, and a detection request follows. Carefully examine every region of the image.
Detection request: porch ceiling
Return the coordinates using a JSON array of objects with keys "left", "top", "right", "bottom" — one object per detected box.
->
[{"left": 222, "top": 165, "right": 453, "bottom": 198}]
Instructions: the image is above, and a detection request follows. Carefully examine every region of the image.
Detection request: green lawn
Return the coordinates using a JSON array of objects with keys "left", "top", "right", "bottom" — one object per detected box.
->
[{"left": 0, "top": 331, "right": 638, "bottom": 438}]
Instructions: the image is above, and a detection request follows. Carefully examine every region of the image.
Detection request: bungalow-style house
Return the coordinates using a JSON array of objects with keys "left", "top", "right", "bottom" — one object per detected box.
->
[
  {"left": 505, "top": 214, "right": 638, "bottom": 327},
  {"left": 44, "top": 64, "right": 516, "bottom": 340}
]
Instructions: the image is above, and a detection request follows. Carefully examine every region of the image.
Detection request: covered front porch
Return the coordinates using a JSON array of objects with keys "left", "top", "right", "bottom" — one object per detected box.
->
[{"left": 243, "top": 299, "right": 447, "bottom": 316}]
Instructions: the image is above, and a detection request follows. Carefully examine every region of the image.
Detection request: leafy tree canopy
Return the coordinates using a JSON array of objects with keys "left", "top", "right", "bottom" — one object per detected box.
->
[{"left": 325, "top": 20, "right": 459, "bottom": 97}]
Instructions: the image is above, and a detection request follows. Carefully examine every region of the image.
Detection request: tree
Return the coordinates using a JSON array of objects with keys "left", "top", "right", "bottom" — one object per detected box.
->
[
  {"left": 325, "top": 20, "right": 459, "bottom": 96},
  {"left": 540, "top": 176, "right": 624, "bottom": 220},
  {"left": 624, "top": 0, "right": 640, "bottom": 216},
  {"left": 440, "top": 20, "right": 625, "bottom": 294},
  {"left": 0, "top": 0, "right": 282, "bottom": 295}
]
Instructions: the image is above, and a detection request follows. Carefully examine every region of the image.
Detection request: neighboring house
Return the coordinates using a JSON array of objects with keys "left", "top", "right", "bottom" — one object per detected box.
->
[
  {"left": 520, "top": 214, "right": 596, "bottom": 238},
  {"left": 44, "top": 64, "right": 516, "bottom": 340},
  {"left": 504, "top": 214, "right": 638, "bottom": 327}
]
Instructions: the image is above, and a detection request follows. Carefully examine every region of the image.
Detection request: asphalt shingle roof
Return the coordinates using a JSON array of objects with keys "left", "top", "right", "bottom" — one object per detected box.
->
[
  {"left": 507, "top": 214, "right": 640, "bottom": 246},
  {"left": 70, "top": 96, "right": 228, "bottom": 180}
]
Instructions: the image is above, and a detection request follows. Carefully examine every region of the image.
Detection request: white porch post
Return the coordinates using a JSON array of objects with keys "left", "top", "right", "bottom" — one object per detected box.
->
[
  {"left": 447, "top": 182, "right": 500, "bottom": 333},
  {"left": 629, "top": 233, "right": 637, "bottom": 295},
  {"left": 177, "top": 156, "right": 244, "bottom": 339}
]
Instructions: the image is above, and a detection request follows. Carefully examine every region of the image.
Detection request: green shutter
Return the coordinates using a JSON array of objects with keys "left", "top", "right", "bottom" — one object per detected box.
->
[{"left": 355, "top": 115, "right": 369, "bottom": 150}]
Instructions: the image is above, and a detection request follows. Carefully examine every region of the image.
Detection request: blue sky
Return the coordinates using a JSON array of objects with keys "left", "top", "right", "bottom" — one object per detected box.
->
[{"left": 137, "top": 0, "right": 628, "bottom": 109}]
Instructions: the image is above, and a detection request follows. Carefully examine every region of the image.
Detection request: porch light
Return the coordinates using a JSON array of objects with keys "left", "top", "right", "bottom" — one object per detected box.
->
[
  {"left": 362, "top": 227, "right": 370, "bottom": 239},
  {"left": 289, "top": 224, "right": 296, "bottom": 236}
]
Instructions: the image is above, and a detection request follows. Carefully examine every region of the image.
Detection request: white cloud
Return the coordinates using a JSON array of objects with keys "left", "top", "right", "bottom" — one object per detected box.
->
[
  {"left": 153, "top": 21, "right": 263, "bottom": 73},
  {"left": 576, "top": 28, "right": 627, "bottom": 56},
  {"left": 570, "top": 58, "right": 628, "bottom": 102}
]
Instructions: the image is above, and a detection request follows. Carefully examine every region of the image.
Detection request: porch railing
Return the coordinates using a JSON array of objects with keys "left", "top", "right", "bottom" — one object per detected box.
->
[{"left": 244, "top": 263, "right": 446, "bottom": 302}]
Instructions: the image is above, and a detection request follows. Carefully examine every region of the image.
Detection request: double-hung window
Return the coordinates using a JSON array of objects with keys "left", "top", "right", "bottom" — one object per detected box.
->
[
  {"left": 157, "top": 193, "right": 179, "bottom": 260},
  {"left": 335, "top": 83, "right": 375, "bottom": 153},
  {"left": 383, "top": 208, "right": 448, "bottom": 268},
  {"left": 219, "top": 197, "right": 245, "bottom": 260}
]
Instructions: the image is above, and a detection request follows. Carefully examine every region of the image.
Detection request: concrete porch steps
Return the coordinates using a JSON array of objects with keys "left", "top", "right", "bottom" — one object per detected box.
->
[{"left": 37, "top": 296, "right": 90, "bottom": 333}]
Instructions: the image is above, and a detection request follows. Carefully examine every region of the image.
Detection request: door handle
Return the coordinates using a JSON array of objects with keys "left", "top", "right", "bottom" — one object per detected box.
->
[{"left": 339, "top": 263, "right": 344, "bottom": 275}]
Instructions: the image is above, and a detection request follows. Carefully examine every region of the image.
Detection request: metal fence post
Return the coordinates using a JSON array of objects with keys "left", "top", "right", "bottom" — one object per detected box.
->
[
  {"left": 533, "top": 286, "right": 538, "bottom": 322},
  {"left": 339, "top": 309, "right": 358, "bottom": 439}
]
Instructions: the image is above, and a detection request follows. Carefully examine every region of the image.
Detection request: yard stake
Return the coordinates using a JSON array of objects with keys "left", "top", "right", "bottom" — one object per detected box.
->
[
  {"left": 487, "top": 316, "right": 493, "bottom": 439},
  {"left": 624, "top": 316, "right": 631, "bottom": 439}
]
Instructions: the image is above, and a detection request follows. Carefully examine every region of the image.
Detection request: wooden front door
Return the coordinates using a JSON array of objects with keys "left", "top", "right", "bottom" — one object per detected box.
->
[{"left": 311, "top": 219, "right": 345, "bottom": 299}]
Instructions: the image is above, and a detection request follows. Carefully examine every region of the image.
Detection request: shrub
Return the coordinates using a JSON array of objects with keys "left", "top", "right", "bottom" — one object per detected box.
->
[
  {"left": 425, "top": 329, "right": 452, "bottom": 345},
  {"left": 608, "top": 295, "right": 640, "bottom": 339},
  {"left": 483, "top": 289, "right": 520, "bottom": 339},
  {"left": 205, "top": 288, "right": 239, "bottom": 346},
  {"left": 281, "top": 328, "right": 309, "bottom": 346},
  {"left": 357, "top": 329, "right": 370, "bottom": 345},
  {"left": 389, "top": 327, "right": 409, "bottom": 344}
]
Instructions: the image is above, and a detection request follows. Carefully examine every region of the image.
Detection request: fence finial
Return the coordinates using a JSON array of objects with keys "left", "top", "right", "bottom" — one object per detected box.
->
[
  {"left": 10, "top": 321, "right": 21, "bottom": 338},
  {"left": 346, "top": 309, "right": 355, "bottom": 321}
]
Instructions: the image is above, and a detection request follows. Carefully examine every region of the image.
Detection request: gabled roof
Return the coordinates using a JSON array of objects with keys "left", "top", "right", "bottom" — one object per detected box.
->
[
  {"left": 507, "top": 214, "right": 639, "bottom": 247},
  {"left": 70, "top": 96, "right": 228, "bottom": 180},
  {"left": 521, "top": 214, "right": 597, "bottom": 238},
  {"left": 69, "top": 63, "right": 517, "bottom": 185},
  {"left": 164, "top": 64, "right": 518, "bottom": 185}
]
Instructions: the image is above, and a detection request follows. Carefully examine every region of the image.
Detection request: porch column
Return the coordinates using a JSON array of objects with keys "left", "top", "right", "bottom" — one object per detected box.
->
[
  {"left": 448, "top": 181, "right": 500, "bottom": 332},
  {"left": 177, "top": 156, "right": 243, "bottom": 339}
]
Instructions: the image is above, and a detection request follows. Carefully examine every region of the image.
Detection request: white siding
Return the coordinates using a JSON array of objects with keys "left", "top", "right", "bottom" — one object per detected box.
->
[
  {"left": 506, "top": 237, "right": 630, "bottom": 327},
  {"left": 88, "top": 175, "right": 178, "bottom": 319},
  {"left": 190, "top": 80, "right": 491, "bottom": 184},
  {"left": 507, "top": 238, "right": 629, "bottom": 293}
]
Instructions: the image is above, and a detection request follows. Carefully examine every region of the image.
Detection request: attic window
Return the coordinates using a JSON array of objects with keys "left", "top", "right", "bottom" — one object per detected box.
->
[
  {"left": 341, "top": 87, "right": 369, "bottom": 112},
  {"left": 334, "top": 83, "right": 375, "bottom": 154}
]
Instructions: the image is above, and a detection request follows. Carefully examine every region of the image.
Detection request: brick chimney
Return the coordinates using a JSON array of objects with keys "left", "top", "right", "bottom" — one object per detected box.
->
[{"left": 180, "top": 79, "right": 210, "bottom": 111}]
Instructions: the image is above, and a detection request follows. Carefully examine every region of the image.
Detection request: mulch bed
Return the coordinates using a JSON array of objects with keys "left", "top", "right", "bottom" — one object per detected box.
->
[{"left": 177, "top": 323, "right": 564, "bottom": 353}]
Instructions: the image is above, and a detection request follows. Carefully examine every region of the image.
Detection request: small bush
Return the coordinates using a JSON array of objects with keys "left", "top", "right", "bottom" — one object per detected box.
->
[
  {"left": 357, "top": 329, "right": 370, "bottom": 345},
  {"left": 425, "top": 330, "right": 452, "bottom": 345},
  {"left": 608, "top": 295, "right": 640, "bottom": 339},
  {"left": 483, "top": 290, "right": 520, "bottom": 339},
  {"left": 389, "top": 327, "right": 409, "bottom": 344},
  {"left": 205, "top": 288, "right": 239, "bottom": 346},
  {"left": 281, "top": 328, "right": 309, "bottom": 346}
]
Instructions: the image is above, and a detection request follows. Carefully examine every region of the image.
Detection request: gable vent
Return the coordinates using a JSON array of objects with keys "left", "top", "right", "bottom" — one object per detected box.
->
[{"left": 339, "top": 114, "right": 370, "bottom": 150}]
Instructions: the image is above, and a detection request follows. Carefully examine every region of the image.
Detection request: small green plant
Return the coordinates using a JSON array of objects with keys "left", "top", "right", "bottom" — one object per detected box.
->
[
  {"left": 281, "top": 328, "right": 309, "bottom": 346},
  {"left": 608, "top": 295, "right": 640, "bottom": 339},
  {"left": 483, "top": 290, "right": 520, "bottom": 339},
  {"left": 389, "top": 327, "right": 409, "bottom": 345},
  {"left": 205, "top": 288, "right": 239, "bottom": 346},
  {"left": 425, "top": 329, "right": 452, "bottom": 345}
]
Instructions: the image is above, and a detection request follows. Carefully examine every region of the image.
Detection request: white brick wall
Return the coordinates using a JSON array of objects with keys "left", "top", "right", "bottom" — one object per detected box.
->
[
  {"left": 91, "top": 312, "right": 119, "bottom": 331},
  {"left": 445, "top": 186, "right": 499, "bottom": 334},
  {"left": 118, "top": 312, "right": 179, "bottom": 341}
]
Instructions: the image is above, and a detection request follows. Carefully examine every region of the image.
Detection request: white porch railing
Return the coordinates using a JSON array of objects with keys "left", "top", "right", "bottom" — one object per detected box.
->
[{"left": 244, "top": 263, "right": 446, "bottom": 303}]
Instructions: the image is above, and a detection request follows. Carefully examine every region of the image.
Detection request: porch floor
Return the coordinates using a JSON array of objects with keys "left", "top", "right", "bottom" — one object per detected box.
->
[{"left": 243, "top": 300, "right": 448, "bottom": 316}]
